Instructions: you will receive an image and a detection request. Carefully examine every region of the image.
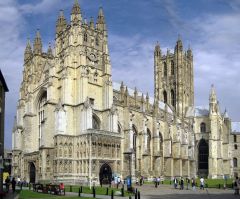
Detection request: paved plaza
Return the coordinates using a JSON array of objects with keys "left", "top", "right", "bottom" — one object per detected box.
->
[
  {"left": 135, "top": 184, "right": 237, "bottom": 199},
  {"left": 4, "top": 184, "right": 238, "bottom": 199}
]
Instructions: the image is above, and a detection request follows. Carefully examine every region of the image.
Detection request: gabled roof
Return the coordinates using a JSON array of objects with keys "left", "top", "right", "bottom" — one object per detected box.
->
[{"left": 0, "top": 69, "right": 9, "bottom": 92}]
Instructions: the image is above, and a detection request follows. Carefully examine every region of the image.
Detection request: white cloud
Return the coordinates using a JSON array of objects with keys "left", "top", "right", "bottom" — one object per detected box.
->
[
  {"left": 192, "top": 13, "right": 240, "bottom": 119},
  {"left": 19, "top": 0, "right": 70, "bottom": 14}
]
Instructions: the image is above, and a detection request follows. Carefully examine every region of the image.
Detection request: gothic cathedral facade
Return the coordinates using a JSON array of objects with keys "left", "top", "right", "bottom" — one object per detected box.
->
[{"left": 12, "top": 1, "right": 234, "bottom": 183}]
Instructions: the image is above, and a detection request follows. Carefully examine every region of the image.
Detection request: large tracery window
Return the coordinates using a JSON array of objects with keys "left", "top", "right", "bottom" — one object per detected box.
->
[
  {"left": 170, "top": 89, "right": 175, "bottom": 108},
  {"left": 38, "top": 92, "right": 47, "bottom": 147},
  {"left": 164, "top": 62, "right": 167, "bottom": 77},
  {"left": 171, "top": 60, "right": 174, "bottom": 75},
  {"left": 147, "top": 129, "right": 151, "bottom": 153}
]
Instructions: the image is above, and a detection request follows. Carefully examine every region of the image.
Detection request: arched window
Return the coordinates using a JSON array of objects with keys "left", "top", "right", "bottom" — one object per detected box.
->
[
  {"left": 235, "top": 144, "right": 238, "bottom": 150},
  {"left": 163, "top": 90, "right": 167, "bottom": 104},
  {"left": 200, "top": 122, "right": 206, "bottom": 133},
  {"left": 234, "top": 135, "right": 237, "bottom": 143},
  {"left": 92, "top": 115, "right": 100, "bottom": 129},
  {"left": 164, "top": 62, "right": 167, "bottom": 77},
  {"left": 147, "top": 129, "right": 151, "bottom": 153},
  {"left": 170, "top": 89, "right": 175, "bottom": 108},
  {"left": 38, "top": 92, "right": 47, "bottom": 147},
  {"left": 118, "top": 123, "right": 122, "bottom": 134},
  {"left": 133, "top": 126, "right": 137, "bottom": 151},
  {"left": 171, "top": 60, "right": 174, "bottom": 75},
  {"left": 233, "top": 158, "right": 238, "bottom": 167},
  {"left": 95, "top": 37, "right": 99, "bottom": 46},
  {"left": 83, "top": 33, "right": 88, "bottom": 42}
]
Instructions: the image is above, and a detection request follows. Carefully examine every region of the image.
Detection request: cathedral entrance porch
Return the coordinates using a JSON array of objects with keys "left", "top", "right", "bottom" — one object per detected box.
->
[
  {"left": 99, "top": 163, "right": 112, "bottom": 184},
  {"left": 198, "top": 139, "right": 209, "bottom": 178},
  {"left": 29, "top": 162, "right": 36, "bottom": 183}
]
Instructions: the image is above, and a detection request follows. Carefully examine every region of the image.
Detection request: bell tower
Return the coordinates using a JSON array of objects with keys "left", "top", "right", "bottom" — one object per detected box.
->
[{"left": 154, "top": 37, "right": 194, "bottom": 117}]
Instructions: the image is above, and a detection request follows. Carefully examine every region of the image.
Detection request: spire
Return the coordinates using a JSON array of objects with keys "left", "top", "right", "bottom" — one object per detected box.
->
[
  {"left": 175, "top": 34, "right": 183, "bottom": 52},
  {"left": 56, "top": 10, "right": 67, "bottom": 34},
  {"left": 154, "top": 41, "right": 161, "bottom": 57},
  {"left": 47, "top": 42, "right": 53, "bottom": 58},
  {"left": 96, "top": 7, "right": 106, "bottom": 31},
  {"left": 89, "top": 17, "right": 95, "bottom": 29},
  {"left": 134, "top": 87, "right": 138, "bottom": 98},
  {"left": 210, "top": 84, "right": 217, "bottom": 103},
  {"left": 33, "top": 29, "right": 42, "bottom": 55},
  {"left": 223, "top": 108, "right": 229, "bottom": 119},
  {"left": 71, "top": 0, "right": 82, "bottom": 23},
  {"left": 24, "top": 38, "right": 32, "bottom": 61},
  {"left": 187, "top": 45, "right": 192, "bottom": 57}
]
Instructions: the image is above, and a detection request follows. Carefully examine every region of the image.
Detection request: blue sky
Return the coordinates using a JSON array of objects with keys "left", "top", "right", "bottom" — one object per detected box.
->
[{"left": 1, "top": 0, "right": 240, "bottom": 149}]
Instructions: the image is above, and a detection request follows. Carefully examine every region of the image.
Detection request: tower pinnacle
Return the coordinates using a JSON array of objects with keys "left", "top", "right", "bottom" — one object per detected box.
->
[
  {"left": 71, "top": 0, "right": 82, "bottom": 23},
  {"left": 33, "top": 30, "right": 42, "bottom": 55},
  {"left": 24, "top": 38, "right": 32, "bottom": 61},
  {"left": 96, "top": 7, "right": 106, "bottom": 31},
  {"left": 56, "top": 10, "right": 67, "bottom": 34}
]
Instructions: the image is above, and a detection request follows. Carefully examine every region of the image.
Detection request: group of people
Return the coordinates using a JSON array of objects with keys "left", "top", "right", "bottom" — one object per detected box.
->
[
  {"left": 5, "top": 176, "right": 16, "bottom": 193},
  {"left": 136, "top": 176, "right": 144, "bottom": 186},
  {"left": 172, "top": 176, "right": 205, "bottom": 190}
]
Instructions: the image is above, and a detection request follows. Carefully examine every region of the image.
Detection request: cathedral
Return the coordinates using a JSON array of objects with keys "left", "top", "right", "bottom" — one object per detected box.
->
[{"left": 12, "top": 1, "right": 235, "bottom": 184}]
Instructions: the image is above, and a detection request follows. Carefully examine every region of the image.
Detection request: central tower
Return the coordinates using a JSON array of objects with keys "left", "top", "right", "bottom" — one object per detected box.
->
[{"left": 154, "top": 38, "right": 194, "bottom": 117}]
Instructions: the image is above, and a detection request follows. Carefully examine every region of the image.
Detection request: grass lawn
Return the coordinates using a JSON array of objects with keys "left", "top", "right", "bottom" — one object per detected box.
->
[
  {"left": 65, "top": 185, "right": 133, "bottom": 196},
  {"left": 19, "top": 190, "right": 95, "bottom": 199}
]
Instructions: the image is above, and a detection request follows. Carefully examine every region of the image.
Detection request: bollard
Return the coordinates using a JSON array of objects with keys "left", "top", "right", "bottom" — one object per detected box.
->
[
  {"left": 64, "top": 188, "right": 65, "bottom": 196},
  {"left": 129, "top": 196, "right": 132, "bottom": 199},
  {"left": 106, "top": 187, "right": 109, "bottom": 195},
  {"left": 70, "top": 185, "right": 72, "bottom": 192},
  {"left": 138, "top": 191, "right": 140, "bottom": 199},
  {"left": 219, "top": 184, "right": 221, "bottom": 189},
  {"left": 135, "top": 191, "right": 137, "bottom": 199},
  {"left": 111, "top": 190, "right": 114, "bottom": 199},
  {"left": 121, "top": 187, "right": 124, "bottom": 197},
  {"left": 93, "top": 187, "right": 96, "bottom": 198},
  {"left": 79, "top": 188, "right": 81, "bottom": 197},
  {"left": 162, "top": 181, "right": 163, "bottom": 184},
  {"left": 80, "top": 186, "right": 83, "bottom": 193}
]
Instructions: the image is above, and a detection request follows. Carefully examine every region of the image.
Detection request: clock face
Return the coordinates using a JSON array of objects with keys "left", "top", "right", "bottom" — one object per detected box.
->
[{"left": 88, "top": 52, "right": 97, "bottom": 62}]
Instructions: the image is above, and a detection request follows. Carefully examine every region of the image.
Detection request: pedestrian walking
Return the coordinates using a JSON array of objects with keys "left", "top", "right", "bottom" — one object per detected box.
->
[
  {"left": 157, "top": 176, "right": 160, "bottom": 186},
  {"left": 186, "top": 177, "right": 190, "bottom": 190},
  {"left": 191, "top": 178, "right": 196, "bottom": 191},
  {"left": 173, "top": 177, "right": 178, "bottom": 189},
  {"left": 234, "top": 176, "right": 239, "bottom": 195},
  {"left": 5, "top": 176, "right": 10, "bottom": 193},
  {"left": 200, "top": 176, "right": 205, "bottom": 190},
  {"left": 12, "top": 177, "right": 16, "bottom": 193},
  {"left": 180, "top": 177, "right": 184, "bottom": 190}
]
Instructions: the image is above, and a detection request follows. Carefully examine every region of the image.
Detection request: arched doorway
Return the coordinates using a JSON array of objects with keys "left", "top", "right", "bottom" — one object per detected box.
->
[
  {"left": 29, "top": 162, "right": 36, "bottom": 183},
  {"left": 99, "top": 163, "right": 112, "bottom": 184},
  {"left": 198, "top": 139, "right": 208, "bottom": 177}
]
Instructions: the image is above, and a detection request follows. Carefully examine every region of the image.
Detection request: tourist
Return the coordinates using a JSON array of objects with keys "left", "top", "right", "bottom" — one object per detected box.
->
[
  {"left": 200, "top": 176, "right": 205, "bottom": 190},
  {"left": 173, "top": 177, "right": 178, "bottom": 189},
  {"left": 186, "top": 177, "right": 190, "bottom": 190},
  {"left": 191, "top": 178, "right": 196, "bottom": 191},
  {"left": 136, "top": 177, "right": 139, "bottom": 185},
  {"left": 234, "top": 177, "right": 239, "bottom": 195},
  {"left": 180, "top": 177, "right": 184, "bottom": 190},
  {"left": 157, "top": 176, "right": 160, "bottom": 186},
  {"left": 5, "top": 176, "right": 10, "bottom": 193},
  {"left": 11, "top": 177, "right": 16, "bottom": 193},
  {"left": 59, "top": 182, "right": 64, "bottom": 194}
]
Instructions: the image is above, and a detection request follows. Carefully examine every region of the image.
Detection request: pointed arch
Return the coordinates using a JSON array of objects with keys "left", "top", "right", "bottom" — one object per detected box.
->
[
  {"left": 83, "top": 32, "right": 88, "bottom": 42},
  {"left": 198, "top": 139, "right": 209, "bottom": 176},
  {"left": 163, "top": 90, "right": 167, "bottom": 104},
  {"left": 164, "top": 62, "right": 167, "bottom": 77},
  {"left": 38, "top": 91, "right": 47, "bottom": 147},
  {"left": 200, "top": 122, "right": 206, "bottom": 133},
  {"left": 147, "top": 128, "right": 151, "bottom": 153},
  {"left": 170, "top": 89, "right": 175, "bottom": 108},
  {"left": 171, "top": 60, "right": 174, "bottom": 75},
  {"left": 92, "top": 114, "right": 100, "bottom": 129}
]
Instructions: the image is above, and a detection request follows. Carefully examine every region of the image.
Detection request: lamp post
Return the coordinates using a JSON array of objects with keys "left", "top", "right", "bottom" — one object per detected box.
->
[{"left": 124, "top": 149, "right": 134, "bottom": 192}]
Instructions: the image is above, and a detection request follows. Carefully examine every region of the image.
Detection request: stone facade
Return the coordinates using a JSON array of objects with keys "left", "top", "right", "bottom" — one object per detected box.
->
[{"left": 12, "top": 1, "right": 237, "bottom": 183}]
